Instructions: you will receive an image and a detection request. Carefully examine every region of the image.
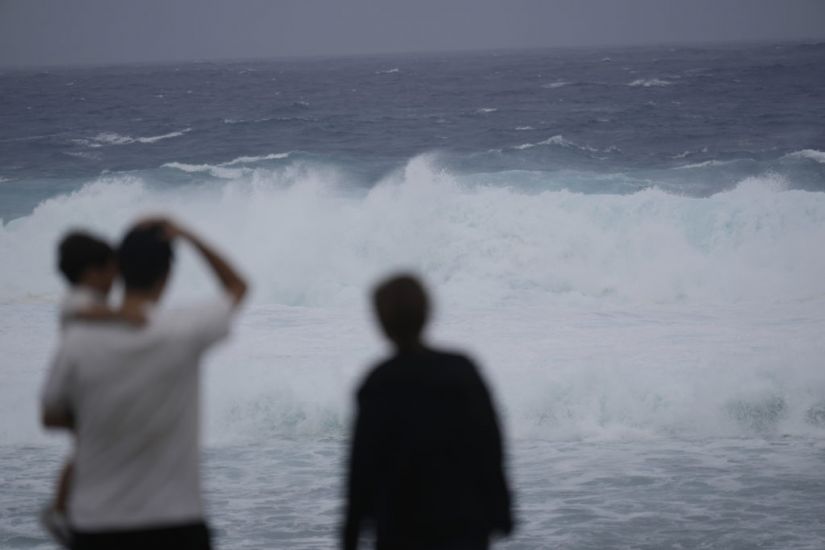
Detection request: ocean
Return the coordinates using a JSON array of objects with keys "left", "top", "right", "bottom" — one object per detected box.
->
[{"left": 1, "top": 42, "right": 825, "bottom": 549}]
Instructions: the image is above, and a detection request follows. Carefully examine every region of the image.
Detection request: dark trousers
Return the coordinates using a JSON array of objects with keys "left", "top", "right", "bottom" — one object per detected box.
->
[
  {"left": 72, "top": 522, "right": 210, "bottom": 550},
  {"left": 377, "top": 534, "right": 489, "bottom": 550}
]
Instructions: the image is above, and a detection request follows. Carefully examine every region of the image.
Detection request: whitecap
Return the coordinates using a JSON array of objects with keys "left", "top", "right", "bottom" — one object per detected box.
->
[
  {"left": 376, "top": 68, "right": 400, "bottom": 75},
  {"left": 63, "top": 151, "right": 102, "bottom": 161},
  {"left": 514, "top": 135, "right": 617, "bottom": 154},
  {"left": 515, "top": 135, "right": 570, "bottom": 150},
  {"left": 515, "top": 126, "right": 534, "bottom": 131},
  {"left": 628, "top": 78, "right": 673, "bottom": 87},
  {"left": 786, "top": 149, "right": 825, "bottom": 164},
  {"left": 134, "top": 129, "right": 190, "bottom": 144},
  {"left": 541, "top": 81, "right": 569, "bottom": 89},
  {"left": 476, "top": 107, "right": 498, "bottom": 114},
  {"left": 161, "top": 162, "right": 245, "bottom": 179},
  {"left": 162, "top": 152, "right": 291, "bottom": 176},
  {"left": 78, "top": 129, "right": 191, "bottom": 147},
  {"left": 675, "top": 160, "right": 737, "bottom": 170},
  {"left": 223, "top": 152, "right": 291, "bottom": 166}
]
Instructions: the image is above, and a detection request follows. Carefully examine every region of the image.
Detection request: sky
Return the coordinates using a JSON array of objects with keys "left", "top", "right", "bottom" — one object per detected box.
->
[{"left": 1, "top": 0, "right": 824, "bottom": 67}]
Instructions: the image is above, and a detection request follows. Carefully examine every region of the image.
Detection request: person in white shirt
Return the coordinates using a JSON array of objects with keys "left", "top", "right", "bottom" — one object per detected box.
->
[{"left": 41, "top": 218, "right": 248, "bottom": 550}]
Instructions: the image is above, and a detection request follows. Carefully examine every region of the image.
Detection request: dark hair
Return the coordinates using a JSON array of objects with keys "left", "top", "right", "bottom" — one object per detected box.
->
[
  {"left": 118, "top": 224, "right": 173, "bottom": 291},
  {"left": 373, "top": 274, "right": 429, "bottom": 345},
  {"left": 58, "top": 232, "right": 115, "bottom": 284}
]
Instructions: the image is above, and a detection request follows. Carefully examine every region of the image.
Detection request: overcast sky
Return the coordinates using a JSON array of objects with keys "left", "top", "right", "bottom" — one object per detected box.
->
[{"left": 1, "top": 0, "right": 824, "bottom": 67}]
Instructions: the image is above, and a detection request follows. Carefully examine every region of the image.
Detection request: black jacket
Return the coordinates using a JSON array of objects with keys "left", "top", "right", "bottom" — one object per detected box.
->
[{"left": 343, "top": 349, "right": 513, "bottom": 550}]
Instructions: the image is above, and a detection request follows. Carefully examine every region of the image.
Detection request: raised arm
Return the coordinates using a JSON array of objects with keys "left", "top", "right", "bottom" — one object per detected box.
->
[{"left": 166, "top": 221, "right": 249, "bottom": 306}]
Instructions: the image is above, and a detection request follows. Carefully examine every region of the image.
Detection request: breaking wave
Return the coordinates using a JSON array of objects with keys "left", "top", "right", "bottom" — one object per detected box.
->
[
  {"left": 514, "top": 134, "right": 619, "bottom": 154},
  {"left": 2, "top": 155, "right": 824, "bottom": 307},
  {"left": 161, "top": 152, "right": 292, "bottom": 177},
  {"left": 2, "top": 156, "right": 825, "bottom": 444},
  {"left": 787, "top": 149, "right": 825, "bottom": 164},
  {"left": 74, "top": 128, "right": 191, "bottom": 147}
]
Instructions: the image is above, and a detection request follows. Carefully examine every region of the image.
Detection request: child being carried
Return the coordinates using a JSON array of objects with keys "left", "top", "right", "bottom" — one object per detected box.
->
[{"left": 41, "top": 231, "right": 144, "bottom": 548}]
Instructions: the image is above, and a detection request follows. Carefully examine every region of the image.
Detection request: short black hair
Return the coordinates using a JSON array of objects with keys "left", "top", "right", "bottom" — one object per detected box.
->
[
  {"left": 58, "top": 232, "right": 115, "bottom": 284},
  {"left": 118, "top": 224, "right": 173, "bottom": 291},
  {"left": 373, "top": 274, "right": 430, "bottom": 344}
]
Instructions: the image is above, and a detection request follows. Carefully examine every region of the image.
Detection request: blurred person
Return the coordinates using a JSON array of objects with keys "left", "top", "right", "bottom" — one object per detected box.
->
[
  {"left": 343, "top": 274, "right": 514, "bottom": 550},
  {"left": 41, "top": 231, "right": 145, "bottom": 548},
  {"left": 41, "top": 219, "right": 247, "bottom": 550}
]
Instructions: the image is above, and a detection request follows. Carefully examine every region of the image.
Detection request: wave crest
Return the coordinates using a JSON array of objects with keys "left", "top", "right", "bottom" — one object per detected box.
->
[
  {"left": 75, "top": 128, "right": 191, "bottom": 148},
  {"left": 2, "top": 157, "right": 824, "bottom": 308},
  {"left": 786, "top": 149, "right": 825, "bottom": 164}
]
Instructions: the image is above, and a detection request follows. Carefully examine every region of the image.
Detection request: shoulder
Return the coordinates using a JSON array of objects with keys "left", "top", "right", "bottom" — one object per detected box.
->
[
  {"left": 154, "top": 295, "right": 236, "bottom": 342},
  {"left": 358, "top": 359, "right": 394, "bottom": 393},
  {"left": 161, "top": 294, "right": 235, "bottom": 324},
  {"left": 427, "top": 348, "right": 478, "bottom": 374},
  {"left": 60, "top": 287, "right": 101, "bottom": 317}
]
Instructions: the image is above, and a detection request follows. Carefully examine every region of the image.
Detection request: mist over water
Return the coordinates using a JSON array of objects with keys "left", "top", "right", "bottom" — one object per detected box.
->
[{"left": 2, "top": 43, "right": 825, "bottom": 549}]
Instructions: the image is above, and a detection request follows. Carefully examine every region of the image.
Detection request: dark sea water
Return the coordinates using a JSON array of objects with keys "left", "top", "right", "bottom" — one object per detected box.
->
[
  {"left": 2, "top": 43, "right": 825, "bottom": 549},
  {"left": 2, "top": 41, "right": 824, "bottom": 219}
]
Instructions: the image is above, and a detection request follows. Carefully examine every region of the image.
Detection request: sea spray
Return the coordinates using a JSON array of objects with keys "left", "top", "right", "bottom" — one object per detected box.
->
[{"left": 2, "top": 157, "right": 825, "bottom": 307}]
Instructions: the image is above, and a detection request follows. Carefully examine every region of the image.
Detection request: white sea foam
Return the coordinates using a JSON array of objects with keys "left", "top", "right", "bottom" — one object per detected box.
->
[
  {"left": 376, "top": 68, "right": 400, "bottom": 75},
  {"left": 476, "top": 107, "right": 498, "bottom": 114},
  {"left": 541, "top": 81, "right": 569, "bottom": 89},
  {"left": 2, "top": 157, "right": 823, "bottom": 307},
  {"left": 675, "top": 159, "right": 738, "bottom": 170},
  {"left": 77, "top": 128, "right": 191, "bottom": 147},
  {"left": 514, "top": 134, "right": 570, "bottom": 150},
  {"left": 514, "top": 126, "right": 534, "bottom": 131},
  {"left": 2, "top": 158, "right": 825, "bottom": 445},
  {"left": 161, "top": 162, "right": 246, "bottom": 179},
  {"left": 514, "top": 134, "right": 619, "bottom": 154},
  {"left": 162, "top": 153, "right": 291, "bottom": 176},
  {"left": 786, "top": 149, "right": 825, "bottom": 164},
  {"left": 628, "top": 78, "right": 673, "bottom": 87},
  {"left": 223, "top": 152, "right": 291, "bottom": 166}
]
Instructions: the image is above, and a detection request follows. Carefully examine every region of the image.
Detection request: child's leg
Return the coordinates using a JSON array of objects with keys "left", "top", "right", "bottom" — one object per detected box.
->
[{"left": 54, "top": 461, "right": 73, "bottom": 513}]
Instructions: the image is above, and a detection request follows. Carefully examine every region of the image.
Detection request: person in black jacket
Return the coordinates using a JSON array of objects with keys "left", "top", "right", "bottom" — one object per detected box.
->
[{"left": 343, "top": 274, "right": 514, "bottom": 550}]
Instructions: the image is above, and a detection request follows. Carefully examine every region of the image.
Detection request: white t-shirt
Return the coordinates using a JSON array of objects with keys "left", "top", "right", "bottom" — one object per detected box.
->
[
  {"left": 59, "top": 287, "right": 104, "bottom": 327},
  {"left": 41, "top": 295, "right": 235, "bottom": 531}
]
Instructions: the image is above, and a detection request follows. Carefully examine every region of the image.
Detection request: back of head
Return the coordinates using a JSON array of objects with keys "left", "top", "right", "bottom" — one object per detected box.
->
[
  {"left": 118, "top": 224, "right": 173, "bottom": 292},
  {"left": 58, "top": 231, "right": 115, "bottom": 285},
  {"left": 373, "top": 274, "right": 430, "bottom": 348}
]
